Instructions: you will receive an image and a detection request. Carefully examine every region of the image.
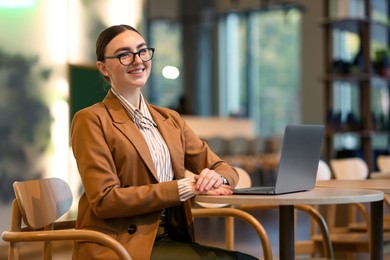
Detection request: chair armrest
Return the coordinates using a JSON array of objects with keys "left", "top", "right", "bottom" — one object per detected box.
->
[
  {"left": 191, "top": 207, "right": 272, "bottom": 260},
  {"left": 238, "top": 204, "right": 333, "bottom": 259},
  {"left": 294, "top": 204, "right": 333, "bottom": 259},
  {"left": 2, "top": 229, "right": 131, "bottom": 260},
  {"left": 384, "top": 194, "right": 390, "bottom": 208}
]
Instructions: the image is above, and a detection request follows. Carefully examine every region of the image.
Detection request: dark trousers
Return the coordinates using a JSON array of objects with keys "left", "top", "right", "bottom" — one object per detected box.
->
[{"left": 151, "top": 237, "right": 259, "bottom": 260}]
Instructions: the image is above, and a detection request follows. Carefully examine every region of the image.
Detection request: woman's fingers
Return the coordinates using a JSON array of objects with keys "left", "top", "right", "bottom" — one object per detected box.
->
[{"left": 194, "top": 168, "right": 223, "bottom": 192}]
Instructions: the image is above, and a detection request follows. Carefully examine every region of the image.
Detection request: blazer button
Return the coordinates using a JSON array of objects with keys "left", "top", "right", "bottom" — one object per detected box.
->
[{"left": 127, "top": 224, "right": 137, "bottom": 234}]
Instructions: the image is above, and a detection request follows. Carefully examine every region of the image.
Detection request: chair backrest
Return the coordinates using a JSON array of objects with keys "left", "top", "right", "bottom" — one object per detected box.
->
[
  {"left": 377, "top": 155, "right": 390, "bottom": 172},
  {"left": 13, "top": 177, "right": 73, "bottom": 229},
  {"left": 248, "top": 136, "right": 266, "bottom": 155},
  {"left": 205, "top": 136, "right": 227, "bottom": 156},
  {"left": 316, "top": 160, "right": 332, "bottom": 180},
  {"left": 234, "top": 166, "right": 252, "bottom": 188},
  {"left": 227, "top": 137, "right": 250, "bottom": 156},
  {"left": 330, "top": 157, "right": 369, "bottom": 180}
]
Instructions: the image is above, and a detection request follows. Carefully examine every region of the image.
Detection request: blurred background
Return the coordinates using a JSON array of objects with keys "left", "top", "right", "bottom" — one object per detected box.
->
[{"left": 2, "top": 1, "right": 388, "bottom": 256}]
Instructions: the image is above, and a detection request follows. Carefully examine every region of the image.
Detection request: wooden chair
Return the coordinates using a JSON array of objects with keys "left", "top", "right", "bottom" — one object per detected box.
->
[
  {"left": 190, "top": 166, "right": 333, "bottom": 259},
  {"left": 323, "top": 158, "right": 390, "bottom": 258},
  {"left": 223, "top": 136, "right": 253, "bottom": 172},
  {"left": 377, "top": 155, "right": 390, "bottom": 172},
  {"left": 316, "top": 159, "right": 332, "bottom": 180},
  {"left": 330, "top": 157, "right": 369, "bottom": 180},
  {"left": 372, "top": 155, "right": 390, "bottom": 229},
  {"left": 293, "top": 159, "right": 332, "bottom": 257},
  {"left": 238, "top": 160, "right": 334, "bottom": 259},
  {"left": 1, "top": 178, "right": 131, "bottom": 260},
  {"left": 204, "top": 136, "right": 228, "bottom": 156},
  {"left": 187, "top": 167, "right": 273, "bottom": 259},
  {"left": 371, "top": 155, "right": 390, "bottom": 179},
  {"left": 328, "top": 158, "right": 369, "bottom": 231}
]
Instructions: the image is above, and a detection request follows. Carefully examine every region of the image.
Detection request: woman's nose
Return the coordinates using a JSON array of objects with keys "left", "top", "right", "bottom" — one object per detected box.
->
[{"left": 133, "top": 53, "right": 143, "bottom": 64}]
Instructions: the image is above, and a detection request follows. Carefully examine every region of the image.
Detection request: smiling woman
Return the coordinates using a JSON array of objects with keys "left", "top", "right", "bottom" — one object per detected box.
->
[{"left": 70, "top": 24, "right": 258, "bottom": 260}]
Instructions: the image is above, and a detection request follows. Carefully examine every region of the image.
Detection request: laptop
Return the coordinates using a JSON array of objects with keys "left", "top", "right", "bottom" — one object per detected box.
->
[{"left": 233, "top": 124, "right": 325, "bottom": 195}]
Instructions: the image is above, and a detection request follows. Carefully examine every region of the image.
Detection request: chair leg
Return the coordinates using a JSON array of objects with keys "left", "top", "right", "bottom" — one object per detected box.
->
[
  {"left": 43, "top": 223, "right": 54, "bottom": 259},
  {"left": 43, "top": 241, "right": 52, "bottom": 260},
  {"left": 225, "top": 216, "right": 234, "bottom": 250},
  {"left": 8, "top": 200, "right": 21, "bottom": 260},
  {"left": 8, "top": 242, "right": 19, "bottom": 260}
]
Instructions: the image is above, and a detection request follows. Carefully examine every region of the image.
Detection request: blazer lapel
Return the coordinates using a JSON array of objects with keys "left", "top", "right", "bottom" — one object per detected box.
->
[
  {"left": 148, "top": 104, "right": 185, "bottom": 180},
  {"left": 102, "top": 92, "right": 158, "bottom": 180}
]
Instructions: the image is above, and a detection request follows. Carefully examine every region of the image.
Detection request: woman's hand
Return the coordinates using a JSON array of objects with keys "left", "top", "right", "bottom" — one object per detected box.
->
[
  {"left": 193, "top": 168, "right": 232, "bottom": 195},
  {"left": 191, "top": 182, "right": 233, "bottom": 195},
  {"left": 201, "top": 184, "right": 233, "bottom": 195}
]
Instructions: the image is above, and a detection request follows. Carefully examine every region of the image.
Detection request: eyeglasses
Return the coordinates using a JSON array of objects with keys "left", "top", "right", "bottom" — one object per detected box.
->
[{"left": 103, "top": 47, "right": 155, "bottom": 66}]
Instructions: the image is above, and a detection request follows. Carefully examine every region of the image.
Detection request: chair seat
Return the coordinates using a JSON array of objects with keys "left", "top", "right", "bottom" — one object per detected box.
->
[
  {"left": 312, "top": 231, "right": 390, "bottom": 250},
  {"left": 347, "top": 221, "right": 390, "bottom": 232},
  {"left": 370, "top": 171, "right": 390, "bottom": 179}
]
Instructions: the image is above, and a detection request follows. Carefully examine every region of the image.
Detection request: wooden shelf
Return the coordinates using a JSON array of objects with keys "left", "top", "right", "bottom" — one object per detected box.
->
[
  {"left": 325, "top": 129, "right": 390, "bottom": 137},
  {"left": 321, "top": 17, "right": 369, "bottom": 33},
  {"left": 322, "top": 0, "right": 390, "bottom": 171},
  {"left": 321, "top": 74, "right": 371, "bottom": 81}
]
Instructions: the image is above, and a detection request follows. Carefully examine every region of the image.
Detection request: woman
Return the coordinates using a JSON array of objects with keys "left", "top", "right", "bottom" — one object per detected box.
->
[{"left": 71, "top": 24, "right": 257, "bottom": 260}]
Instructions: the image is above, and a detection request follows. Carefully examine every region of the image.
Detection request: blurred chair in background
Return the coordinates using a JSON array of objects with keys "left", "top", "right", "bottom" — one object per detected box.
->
[
  {"left": 234, "top": 161, "right": 334, "bottom": 259},
  {"left": 327, "top": 157, "right": 390, "bottom": 258},
  {"left": 316, "top": 160, "right": 332, "bottom": 180},
  {"left": 329, "top": 157, "right": 369, "bottom": 233},
  {"left": 223, "top": 136, "right": 252, "bottom": 172},
  {"left": 371, "top": 155, "right": 390, "bottom": 179},
  {"left": 330, "top": 157, "right": 369, "bottom": 180},
  {"left": 377, "top": 155, "right": 390, "bottom": 172},
  {"left": 203, "top": 136, "right": 228, "bottom": 157}
]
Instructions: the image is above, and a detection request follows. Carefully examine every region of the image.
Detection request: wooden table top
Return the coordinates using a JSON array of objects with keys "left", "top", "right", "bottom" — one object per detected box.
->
[
  {"left": 316, "top": 179, "right": 390, "bottom": 193},
  {"left": 195, "top": 187, "right": 384, "bottom": 206}
]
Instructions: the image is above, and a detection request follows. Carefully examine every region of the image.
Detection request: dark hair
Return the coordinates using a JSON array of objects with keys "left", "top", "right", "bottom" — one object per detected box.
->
[{"left": 96, "top": 24, "right": 140, "bottom": 62}]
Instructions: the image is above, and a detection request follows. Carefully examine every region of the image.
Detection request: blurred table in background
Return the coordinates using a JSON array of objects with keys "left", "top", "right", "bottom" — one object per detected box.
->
[{"left": 183, "top": 116, "right": 282, "bottom": 185}]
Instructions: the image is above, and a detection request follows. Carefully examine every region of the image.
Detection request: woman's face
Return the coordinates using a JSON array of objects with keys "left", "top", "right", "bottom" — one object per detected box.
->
[{"left": 97, "top": 30, "right": 152, "bottom": 93}]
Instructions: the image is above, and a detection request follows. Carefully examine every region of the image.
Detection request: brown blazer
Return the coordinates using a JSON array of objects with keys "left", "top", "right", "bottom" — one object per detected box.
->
[{"left": 70, "top": 91, "right": 239, "bottom": 260}]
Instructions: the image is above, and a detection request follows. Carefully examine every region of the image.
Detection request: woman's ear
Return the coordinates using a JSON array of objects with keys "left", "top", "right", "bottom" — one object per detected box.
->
[{"left": 97, "top": 61, "right": 109, "bottom": 77}]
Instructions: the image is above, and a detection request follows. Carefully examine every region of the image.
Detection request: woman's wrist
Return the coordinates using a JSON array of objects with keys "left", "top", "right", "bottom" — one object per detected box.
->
[
  {"left": 177, "top": 177, "right": 195, "bottom": 201},
  {"left": 220, "top": 174, "right": 229, "bottom": 185}
]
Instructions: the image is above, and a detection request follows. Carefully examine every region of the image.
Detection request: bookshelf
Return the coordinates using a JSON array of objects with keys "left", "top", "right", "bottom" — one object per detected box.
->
[{"left": 322, "top": 0, "right": 390, "bottom": 173}]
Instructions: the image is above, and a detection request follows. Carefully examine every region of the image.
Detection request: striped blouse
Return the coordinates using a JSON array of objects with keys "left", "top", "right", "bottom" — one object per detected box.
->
[{"left": 110, "top": 88, "right": 193, "bottom": 201}]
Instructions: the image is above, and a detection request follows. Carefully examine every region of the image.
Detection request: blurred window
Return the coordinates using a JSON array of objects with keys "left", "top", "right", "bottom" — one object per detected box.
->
[
  {"left": 219, "top": 8, "right": 302, "bottom": 136},
  {"left": 148, "top": 7, "right": 302, "bottom": 137},
  {"left": 148, "top": 20, "right": 183, "bottom": 109}
]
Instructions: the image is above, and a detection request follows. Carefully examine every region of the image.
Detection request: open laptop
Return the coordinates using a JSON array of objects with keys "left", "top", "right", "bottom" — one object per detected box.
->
[{"left": 233, "top": 124, "right": 325, "bottom": 195}]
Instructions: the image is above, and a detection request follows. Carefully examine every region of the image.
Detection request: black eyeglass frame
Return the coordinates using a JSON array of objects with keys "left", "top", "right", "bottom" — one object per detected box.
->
[{"left": 103, "top": 47, "right": 155, "bottom": 66}]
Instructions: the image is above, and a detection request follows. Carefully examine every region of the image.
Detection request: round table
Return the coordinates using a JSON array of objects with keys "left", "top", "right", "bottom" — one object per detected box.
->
[{"left": 196, "top": 187, "right": 384, "bottom": 260}]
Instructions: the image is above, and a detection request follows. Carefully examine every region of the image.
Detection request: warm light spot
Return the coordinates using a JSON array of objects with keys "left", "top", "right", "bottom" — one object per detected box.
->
[
  {"left": 0, "top": 0, "right": 36, "bottom": 8},
  {"left": 46, "top": 0, "right": 67, "bottom": 63},
  {"left": 162, "top": 66, "right": 180, "bottom": 79}
]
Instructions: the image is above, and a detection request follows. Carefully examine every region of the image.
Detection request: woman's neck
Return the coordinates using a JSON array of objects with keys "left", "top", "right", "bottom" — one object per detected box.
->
[{"left": 112, "top": 87, "right": 140, "bottom": 108}]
